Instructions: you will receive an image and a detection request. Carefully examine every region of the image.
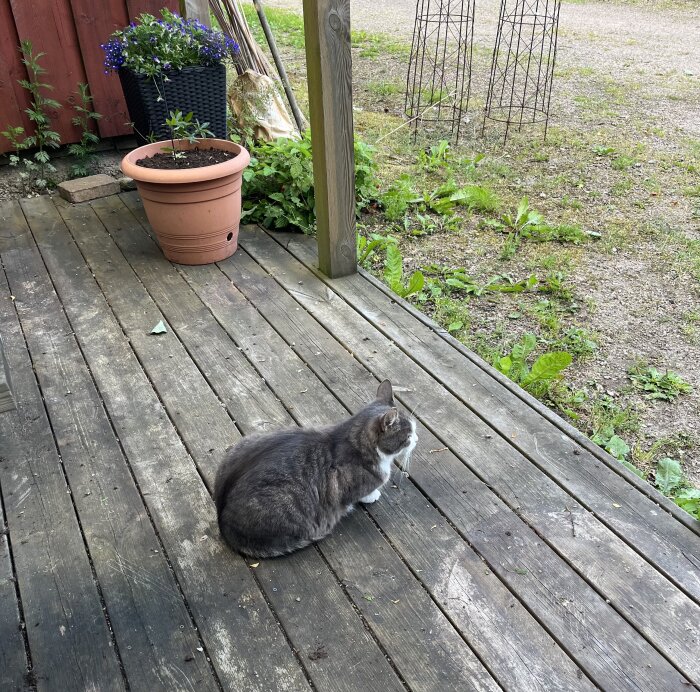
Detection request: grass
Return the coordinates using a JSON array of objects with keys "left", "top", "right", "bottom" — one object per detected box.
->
[
  {"left": 242, "top": 5, "right": 306, "bottom": 49},
  {"left": 241, "top": 4, "right": 411, "bottom": 58},
  {"left": 681, "top": 310, "right": 700, "bottom": 343},
  {"left": 366, "top": 81, "right": 404, "bottom": 98}
]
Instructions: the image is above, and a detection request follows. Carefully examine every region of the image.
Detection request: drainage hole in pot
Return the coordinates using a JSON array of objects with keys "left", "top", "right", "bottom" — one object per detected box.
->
[{"left": 227, "top": 232, "right": 233, "bottom": 241}]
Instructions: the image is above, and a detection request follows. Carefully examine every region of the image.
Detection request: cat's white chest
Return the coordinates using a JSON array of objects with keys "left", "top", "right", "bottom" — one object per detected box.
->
[{"left": 376, "top": 449, "right": 395, "bottom": 482}]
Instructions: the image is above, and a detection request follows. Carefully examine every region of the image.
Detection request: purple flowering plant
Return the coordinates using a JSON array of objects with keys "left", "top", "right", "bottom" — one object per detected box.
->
[{"left": 102, "top": 9, "right": 238, "bottom": 78}]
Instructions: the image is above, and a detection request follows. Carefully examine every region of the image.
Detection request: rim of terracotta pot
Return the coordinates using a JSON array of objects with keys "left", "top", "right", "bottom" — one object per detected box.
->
[{"left": 121, "top": 138, "right": 250, "bottom": 184}]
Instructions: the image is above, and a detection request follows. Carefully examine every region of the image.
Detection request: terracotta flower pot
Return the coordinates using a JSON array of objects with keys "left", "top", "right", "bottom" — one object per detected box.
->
[{"left": 121, "top": 138, "right": 250, "bottom": 265}]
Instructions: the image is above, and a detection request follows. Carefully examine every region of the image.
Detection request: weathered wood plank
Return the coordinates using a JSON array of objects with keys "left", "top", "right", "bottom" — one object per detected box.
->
[
  {"left": 279, "top": 234, "right": 700, "bottom": 598},
  {"left": 0, "top": 405, "right": 29, "bottom": 692},
  {"left": 3, "top": 202, "right": 219, "bottom": 690},
  {"left": 302, "top": 0, "right": 357, "bottom": 277},
  {"left": 90, "top": 195, "right": 291, "bottom": 449},
  {"left": 68, "top": 195, "right": 412, "bottom": 692},
  {"left": 110, "top": 194, "right": 501, "bottom": 691},
  {"left": 0, "top": 334, "right": 15, "bottom": 413},
  {"left": 211, "top": 247, "right": 594, "bottom": 691},
  {"left": 179, "top": 0, "right": 209, "bottom": 24},
  {"left": 0, "top": 204, "right": 125, "bottom": 691},
  {"left": 127, "top": 0, "right": 179, "bottom": 17},
  {"left": 22, "top": 196, "right": 310, "bottom": 692},
  {"left": 238, "top": 225, "right": 697, "bottom": 690},
  {"left": 252, "top": 550, "right": 417, "bottom": 692}
]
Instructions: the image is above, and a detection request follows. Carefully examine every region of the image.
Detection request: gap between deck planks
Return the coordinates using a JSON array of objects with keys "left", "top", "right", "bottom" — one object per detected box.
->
[
  {"left": 1, "top": 201, "right": 220, "bottom": 691},
  {"left": 0, "top": 447, "right": 29, "bottom": 692},
  {"left": 0, "top": 334, "right": 15, "bottom": 413},
  {"left": 118, "top": 193, "right": 697, "bottom": 691}
]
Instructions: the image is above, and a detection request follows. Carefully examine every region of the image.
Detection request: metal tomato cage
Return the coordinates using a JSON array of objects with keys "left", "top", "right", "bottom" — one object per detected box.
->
[
  {"left": 404, "top": 0, "right": 477, "bottom": 143},
  {"left": 483, "top": 0, "right": 563, "bottom": 141}
]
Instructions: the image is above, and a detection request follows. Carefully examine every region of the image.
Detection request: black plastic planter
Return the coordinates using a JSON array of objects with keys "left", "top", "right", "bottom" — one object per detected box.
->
[{"left": 119, "top": 64, "right": 227, "bottom": 144}]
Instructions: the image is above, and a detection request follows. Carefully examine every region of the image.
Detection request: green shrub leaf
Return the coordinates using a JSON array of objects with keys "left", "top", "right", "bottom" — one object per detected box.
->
[{"left": 655, "top": 458, "right": 683, "bottom": 494}]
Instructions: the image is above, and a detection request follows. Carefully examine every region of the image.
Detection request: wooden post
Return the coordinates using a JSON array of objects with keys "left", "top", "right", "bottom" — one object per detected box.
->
[
  {"left": 179, "top": 0, "right": 209, "bottom": 25},
  {"left": 303, "top": 0, "right": 357, "bottom": 278}
]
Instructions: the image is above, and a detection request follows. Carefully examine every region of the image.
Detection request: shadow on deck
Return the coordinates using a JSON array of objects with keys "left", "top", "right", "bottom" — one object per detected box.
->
[{"left": 0, "top": 194, "right": 698, "bottom": 691}]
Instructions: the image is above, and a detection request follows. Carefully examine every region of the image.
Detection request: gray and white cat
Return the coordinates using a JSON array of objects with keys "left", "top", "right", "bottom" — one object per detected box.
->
[{"left": 214, "top": 380, "right": 417, "bottom": 558}]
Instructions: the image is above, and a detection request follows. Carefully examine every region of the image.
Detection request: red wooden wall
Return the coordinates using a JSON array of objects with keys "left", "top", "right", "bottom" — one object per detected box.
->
[{"left": 0, "top": 0, "right": 178, "bottom": 154}]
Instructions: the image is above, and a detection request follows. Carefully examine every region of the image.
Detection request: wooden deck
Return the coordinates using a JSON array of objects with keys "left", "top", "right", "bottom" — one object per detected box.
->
[{"left": 0, "top": 193, "right": 698, "bottom": 692}]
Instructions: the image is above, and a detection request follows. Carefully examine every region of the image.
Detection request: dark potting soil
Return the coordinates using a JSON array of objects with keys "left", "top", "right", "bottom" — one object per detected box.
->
[{"left": 136, "top": 147, "right": 237, "bottom": 170}]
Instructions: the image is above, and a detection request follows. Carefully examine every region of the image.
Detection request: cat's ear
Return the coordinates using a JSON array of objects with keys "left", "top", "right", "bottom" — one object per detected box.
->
[
  {"left": 380, "top": 407, "right": 399, "bottom": 431},
  {"left": 376, "top": 379, "right": 394, "bottom": 404}
]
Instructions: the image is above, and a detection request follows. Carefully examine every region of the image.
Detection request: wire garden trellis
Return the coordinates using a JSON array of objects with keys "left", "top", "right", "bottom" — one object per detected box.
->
[
  {"left": 404, "top": 0, "right": 476, "bottom": 143},
  {"left": 483, "top": 0, "right": 562, "bottom": 141},
  {"left": 405, "top": 0, "right": 562, "bottom": 143}
]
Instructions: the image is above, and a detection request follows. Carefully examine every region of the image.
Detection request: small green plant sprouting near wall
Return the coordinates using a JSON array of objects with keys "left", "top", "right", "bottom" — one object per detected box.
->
[
  {"left": 1, "top": 41, "right": 62, "bottom": 191},
  {"left": 628, "top": 363, "right": 692, "bottom": 401},
  {"left": 0, "top": 125, "right": 29, "bottom": 171},
  {"left": 68, "top": 83, "right": 102, "bottom": 178},
  {"left": 18, "top": 40, "right": 61, "bottom": 186}
]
